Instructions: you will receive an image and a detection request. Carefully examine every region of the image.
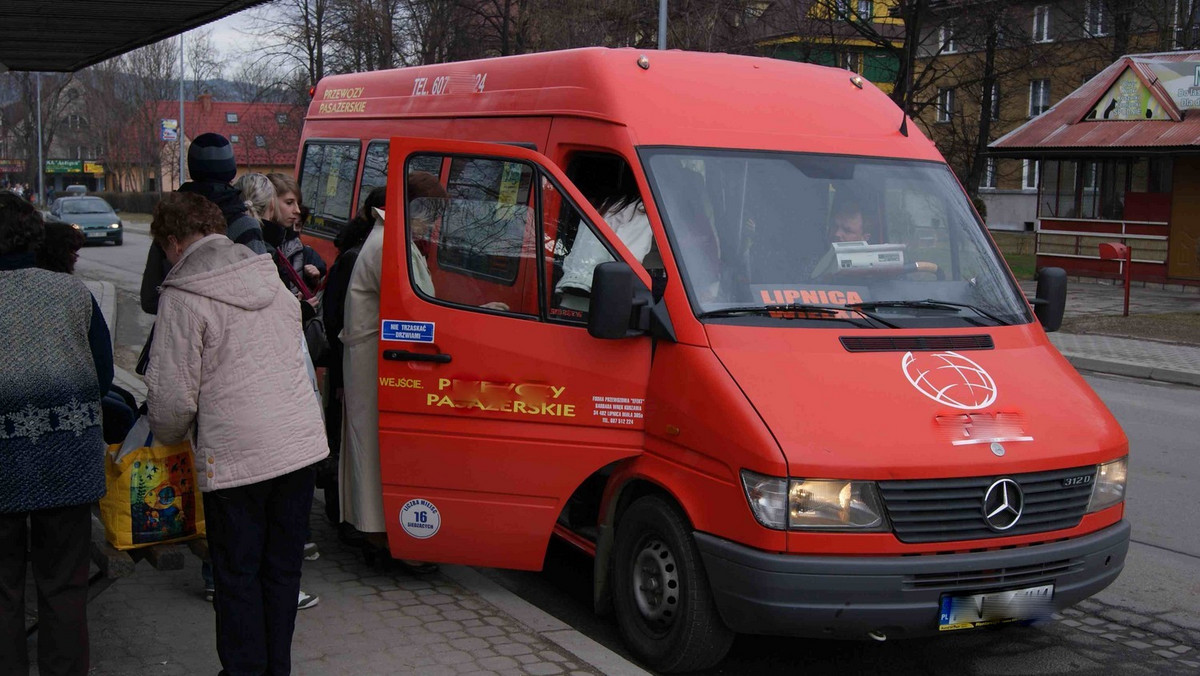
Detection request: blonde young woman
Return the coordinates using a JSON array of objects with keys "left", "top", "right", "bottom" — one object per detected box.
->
[
  {"left": 266, "top": 173, "right": 326, "bottom": 291},
  {"left": 231, "top": 172, "right": 323, "bottom": 610}
]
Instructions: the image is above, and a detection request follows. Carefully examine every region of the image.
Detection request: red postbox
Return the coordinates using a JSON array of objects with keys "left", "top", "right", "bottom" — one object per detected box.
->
[{"left": 1099, "top": 242, "right": 1131, "bottom": 317}]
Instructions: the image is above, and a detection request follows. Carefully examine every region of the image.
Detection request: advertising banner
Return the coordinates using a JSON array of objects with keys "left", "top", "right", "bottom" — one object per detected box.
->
[{"left": 45, "top": 159, "right": 83, "bottom": 173}]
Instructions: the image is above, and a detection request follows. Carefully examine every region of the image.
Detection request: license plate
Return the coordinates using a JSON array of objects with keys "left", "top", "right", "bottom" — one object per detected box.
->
[
  {"left": 86, "top": 231, "right": 106, "bottom": 238},
  {"left": 938, "top": 584, "right": 1054, "bottom": 631}
]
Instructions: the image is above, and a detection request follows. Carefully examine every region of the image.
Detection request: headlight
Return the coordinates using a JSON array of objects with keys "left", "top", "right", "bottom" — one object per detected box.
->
[
  {"left": 1087, "top": 456, "right": 1127, "bottom": 513},
  {"left": 109, "top": 223, "right": 120, "bottom": 229},
  {"left": 741, "top": 471, "right": 888, "bottom": 531}
]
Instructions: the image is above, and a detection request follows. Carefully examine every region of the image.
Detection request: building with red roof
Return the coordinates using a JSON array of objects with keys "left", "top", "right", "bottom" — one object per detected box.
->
[
  {"left": 115, "top": 93, "right": 303, "bottom": 192},
  {"left": 992, "top": 51, "right": 1200, "bottom": 286}
]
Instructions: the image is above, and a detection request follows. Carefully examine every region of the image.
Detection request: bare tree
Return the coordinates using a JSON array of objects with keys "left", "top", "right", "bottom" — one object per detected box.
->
[
  {"left": 0, "top": 72, "right": 75, "bottom": 192},
  {"left": 187, "top": 28, "right": 227, "bottom": 99}
]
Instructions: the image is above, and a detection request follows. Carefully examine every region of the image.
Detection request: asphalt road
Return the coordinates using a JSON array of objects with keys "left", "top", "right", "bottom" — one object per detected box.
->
[{"left": 75, "top": 231, "right": 1199, "bottom": 674}]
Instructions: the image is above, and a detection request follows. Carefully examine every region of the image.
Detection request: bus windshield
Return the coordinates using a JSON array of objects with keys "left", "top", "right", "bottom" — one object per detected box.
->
[{"left": 640, "top": 149, "right": 1031, "bottom": 328}]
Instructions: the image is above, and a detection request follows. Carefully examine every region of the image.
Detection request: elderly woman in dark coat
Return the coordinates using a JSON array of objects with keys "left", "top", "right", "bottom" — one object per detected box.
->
[{"left": 0, "top": 191, "right": 113, "bottom": 676}]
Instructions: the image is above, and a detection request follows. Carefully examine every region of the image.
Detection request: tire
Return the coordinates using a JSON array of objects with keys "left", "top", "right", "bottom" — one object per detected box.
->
[
  {"left": 114, "top": 235, "right": 123, "bottom": 246},
  {"left": 612, "top": 495, "right": 734, "bottom": 672}
]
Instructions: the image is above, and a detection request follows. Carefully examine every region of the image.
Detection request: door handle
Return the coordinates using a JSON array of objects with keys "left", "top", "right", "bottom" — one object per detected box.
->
[{"left": 383, "top": 349, "right": 451, "bottom": 364}]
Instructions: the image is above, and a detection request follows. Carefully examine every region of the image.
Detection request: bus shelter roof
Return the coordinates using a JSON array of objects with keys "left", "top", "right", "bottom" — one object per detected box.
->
[{"left": 0, "top": 0, "right": 271, "bottom": 73}]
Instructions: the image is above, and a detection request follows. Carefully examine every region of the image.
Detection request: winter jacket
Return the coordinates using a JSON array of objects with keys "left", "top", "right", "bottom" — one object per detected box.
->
[
  {"left": 1, "top": 252, "right": 113, "bottom": 513},
  {"left": 145, "top": 234, "right": 328, "bottom": 491},
  {"left": 139, "top": 181, "right": 268, "bottom": 314}
]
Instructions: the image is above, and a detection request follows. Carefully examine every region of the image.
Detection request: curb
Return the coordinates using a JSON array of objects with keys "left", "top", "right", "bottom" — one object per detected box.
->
[
  {"left": 443, "top": 565, "right": 651, "bottom": 676},
  {"left": 1060, "top": 354, "right": 1200, "bottom": 388}
]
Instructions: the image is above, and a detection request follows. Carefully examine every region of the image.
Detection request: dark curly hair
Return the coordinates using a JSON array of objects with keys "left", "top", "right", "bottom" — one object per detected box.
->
[
  {"left": 37, "top": 220, "right": 85, "bottom": 274},
  {"left": 151, "top": 192, "right": 227, "bottom": 247},
  {"left": 0, "top": 191, "right": 45, "bottom": 256}
]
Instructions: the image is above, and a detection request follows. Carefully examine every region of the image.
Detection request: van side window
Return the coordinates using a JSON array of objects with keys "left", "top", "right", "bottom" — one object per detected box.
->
[
  {"left": 548, "top": 153, "right": 657, "bottom": 323},
  {"left": 357, "top": 141, "right": 389, "bottom": 214},
  {"left": 299, "top": 140, "right": 361, "bottom": 238},
  {"left": 407, "top": 154, "right": 538, "bottom": 316},
  {"left": 438, "top": 156, "right": 534, "bottom": 284}
]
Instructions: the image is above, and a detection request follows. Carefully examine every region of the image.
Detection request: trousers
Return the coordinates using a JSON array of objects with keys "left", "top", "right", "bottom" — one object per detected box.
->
[
  {"left": 203, "top": 465, "right": 315, "bottom": 676},
  {"left": 0, "top": 503, "right": 92, "bottom": 676}
]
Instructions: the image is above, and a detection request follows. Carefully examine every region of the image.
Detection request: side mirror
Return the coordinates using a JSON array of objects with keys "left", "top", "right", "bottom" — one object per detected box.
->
[
  {"left": 113, "top": 207, "right": 122, "bottom": 214},
  {"left": 588, "top": 262, "right": 651, "bottom": 339},
  {"left": 1032, "top": 266, "right": 1067, "bottom": 332}
]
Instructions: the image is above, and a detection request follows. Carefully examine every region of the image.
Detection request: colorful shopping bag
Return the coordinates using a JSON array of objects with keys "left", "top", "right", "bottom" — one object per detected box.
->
[{"left": 99, "top": 416, "right": 205, "bottom": 550}]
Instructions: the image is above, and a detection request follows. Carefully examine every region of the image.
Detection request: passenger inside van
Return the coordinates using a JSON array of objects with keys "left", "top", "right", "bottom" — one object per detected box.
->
[{"left": 555, "top": 164, "right": 653, "bottom": 312}]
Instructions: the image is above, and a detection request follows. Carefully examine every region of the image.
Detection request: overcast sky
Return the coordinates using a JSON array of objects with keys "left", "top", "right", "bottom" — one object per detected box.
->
[{"left": 205, "top": 10, "right": 260, "bottom": 66}]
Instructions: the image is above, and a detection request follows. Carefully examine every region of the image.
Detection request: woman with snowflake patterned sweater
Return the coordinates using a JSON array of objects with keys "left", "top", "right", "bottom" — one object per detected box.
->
[{"left": 0, "top": 190, "right": 113, "bottom": 676}]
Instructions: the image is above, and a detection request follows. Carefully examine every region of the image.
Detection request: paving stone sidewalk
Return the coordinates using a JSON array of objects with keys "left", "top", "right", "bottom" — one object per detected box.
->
[
  {"left": 43, "top": 363, "right": 647, "bottom": 676},
  {"left": 32, "top": 492, "right": 645, "bottom": 676}
]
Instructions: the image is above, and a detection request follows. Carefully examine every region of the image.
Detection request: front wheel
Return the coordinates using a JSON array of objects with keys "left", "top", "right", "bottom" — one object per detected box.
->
[{"left": 612, "top": 495, "right": 734, "bottom": 673}]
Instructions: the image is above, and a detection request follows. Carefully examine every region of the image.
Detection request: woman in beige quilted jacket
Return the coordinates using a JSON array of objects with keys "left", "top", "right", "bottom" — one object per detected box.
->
[{"left": 144, "top": 192, "right": 328, "bottom": 676}]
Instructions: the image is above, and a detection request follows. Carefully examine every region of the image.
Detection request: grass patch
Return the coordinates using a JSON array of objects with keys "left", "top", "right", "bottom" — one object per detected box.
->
[
  {"left": 1060, "top": 312, "right": 1200, "bottom": 346},
  {"left": 990, "top": 231, "right": 1037, "bottom": 280}
]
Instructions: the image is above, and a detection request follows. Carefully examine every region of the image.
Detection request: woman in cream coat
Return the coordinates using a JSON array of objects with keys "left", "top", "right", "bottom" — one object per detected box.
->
[{"left": 340, "top": 172, "right": 445, "bottom": 571}]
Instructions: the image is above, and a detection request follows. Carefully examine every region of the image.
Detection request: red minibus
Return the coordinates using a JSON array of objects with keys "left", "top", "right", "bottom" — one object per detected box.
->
[{"left": 298, "top": 48, "right": 1129, "bottom": 672}]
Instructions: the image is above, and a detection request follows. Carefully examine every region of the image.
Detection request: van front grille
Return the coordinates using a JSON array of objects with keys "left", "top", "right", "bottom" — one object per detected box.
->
[
  {"left": 878, "top": 466, "right": 1095, "bottom": 544},
  {"left": 839, "top": 335, "right": 994, "bottom": 352},
  {"left": 903, "top": 557, "right": 1084, "bottom": 592}
]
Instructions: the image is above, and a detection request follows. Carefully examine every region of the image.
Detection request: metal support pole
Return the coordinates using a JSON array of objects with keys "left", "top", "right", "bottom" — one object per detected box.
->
[
  {"left": 1122, "top": 246, "right": 1131, "bottom": 318},
  {"left": 36, "top": 72, "right": 44, "bottom": 203},
  {"left": 179, "top": 34, "right": 186, "bottom": 188},
  {"left": 659, "top": 0, "right": 667, "bottom": 50}
]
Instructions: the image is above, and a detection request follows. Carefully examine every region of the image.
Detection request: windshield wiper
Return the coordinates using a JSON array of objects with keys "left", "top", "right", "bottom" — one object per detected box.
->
[
  {"left": 698, "top": 303, "right": 899, "bottom": 328},
  {"left": 847, "top": 299, "right": 1012, "bottom": 326}
]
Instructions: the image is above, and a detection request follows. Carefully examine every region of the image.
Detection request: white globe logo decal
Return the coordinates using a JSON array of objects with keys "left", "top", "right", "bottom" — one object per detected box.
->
[{"left": 901, "top": 351, "right": 997, "bottom": 410}]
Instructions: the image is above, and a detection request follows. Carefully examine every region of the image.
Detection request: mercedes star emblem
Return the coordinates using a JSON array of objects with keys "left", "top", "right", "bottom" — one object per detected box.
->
[{"left": 983, "top": 478, "right": 1024, "bottom": 531}]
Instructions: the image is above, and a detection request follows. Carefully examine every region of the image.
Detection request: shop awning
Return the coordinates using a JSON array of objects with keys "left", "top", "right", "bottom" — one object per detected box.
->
[
  {"left": 991, "top": 51, "right": 1200, "bottom": 157},
  {"left": 0, "top": 0, "right": 272, "bottom": 73}
]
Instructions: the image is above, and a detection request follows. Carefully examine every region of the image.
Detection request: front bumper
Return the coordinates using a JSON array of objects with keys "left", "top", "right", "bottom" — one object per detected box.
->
[
  {"left": 82, "top": 228, "right": 121, "bottom": 243},
  {"left": 696, "top": 520, "right": 1130, "bottom": 639}
]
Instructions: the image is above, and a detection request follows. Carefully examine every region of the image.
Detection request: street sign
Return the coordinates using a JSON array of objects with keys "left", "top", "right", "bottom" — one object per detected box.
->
[{"left": 161, "top": 118, "right": 179, "bottom": 141}]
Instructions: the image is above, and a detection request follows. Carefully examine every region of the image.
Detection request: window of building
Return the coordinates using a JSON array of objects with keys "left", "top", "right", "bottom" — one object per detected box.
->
[
  {"left": 254, "top": 135, "right": 266, "bottom": 147},
  {"left": 1023, "top": 159, "right": 1039, "bottom": 191},
  {"left": 990, "top": 83, "right": 1001, "bottom": 120},
  {"left": 1040, "top": 158, "right": 1172, "bottom": 220},
  {"left": 63, "top": 113, "right": 87, "bottom": 130},
  {"left": 981, "top": 157, "right": 997, "bottom": 189},
  {"left": 1085, "top": 0, "right": 1110, "bottom": 36},
  {"left": 226, "top": 112, "right": 238, "bottom": 123},
  {"left": 276, "top": 113, "right": 288, "bottom": 125},
  {"left": 1176, "top": 1, "right": 1200, "bottom": 48},
  {"left": 937, "top": 88, "right": 955, "bottom": 123},
  {"left": 841, "top": 51, "right": 860, "bottom": 72},
  {"left": 940, "top": 23, "right": 957, "bottom": 54},
  {"left": 1032, "top": 5, "right": 1052, "bottom": 42},
  {"left": 857, "top": 0, "right": 873, "bottom": 20},
  {"left": 1029, "top": 79, "right": 1050, "bottom": 116},
  {"left": 230, "top": 135, "right": 240, "bottom": 143}
]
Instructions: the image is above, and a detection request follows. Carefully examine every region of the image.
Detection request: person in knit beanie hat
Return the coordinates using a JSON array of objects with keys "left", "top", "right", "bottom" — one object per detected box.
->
[
  {"left": 140, "top": 132, "right": 269, "bottom": 315},
  {"left": 187, "top": 132, "right": 238, "bottom": 183}
]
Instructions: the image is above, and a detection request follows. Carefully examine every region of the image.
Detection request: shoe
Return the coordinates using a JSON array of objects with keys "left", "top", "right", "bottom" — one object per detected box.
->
[
  {"left": 396, "top": 559, "right": 439, "bottom": 575},
  {"left": 297, "top": 590, "right": 319, "bottom": 610},
  {"left": 303, "top": 542, "right": 320, "bottom": 561}
]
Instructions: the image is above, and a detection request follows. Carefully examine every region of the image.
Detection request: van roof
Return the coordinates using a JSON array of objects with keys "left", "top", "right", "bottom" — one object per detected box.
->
[{"left": 308, "top": 48, "right": 943, "bottom": 161}]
